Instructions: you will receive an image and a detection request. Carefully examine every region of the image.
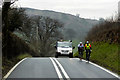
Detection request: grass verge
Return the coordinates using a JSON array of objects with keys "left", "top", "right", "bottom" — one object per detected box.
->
[{"left": 74, "top": 42, "right": 120, "bottom": 75}]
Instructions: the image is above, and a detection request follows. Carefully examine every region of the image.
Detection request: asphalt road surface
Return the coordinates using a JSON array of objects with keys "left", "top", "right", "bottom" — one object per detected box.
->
[{"left": 4, "top": 58, "right": 120, "bottom": 80}]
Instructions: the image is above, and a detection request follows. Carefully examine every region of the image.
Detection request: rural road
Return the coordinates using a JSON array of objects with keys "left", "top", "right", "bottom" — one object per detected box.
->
[{"left": 4, "top": 58, "right": 120, "bottom": 80}]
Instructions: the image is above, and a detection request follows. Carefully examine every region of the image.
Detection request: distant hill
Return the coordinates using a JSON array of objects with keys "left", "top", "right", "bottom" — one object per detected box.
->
[{"left": 24, "top": 8, "right": 99, "bottom": 41}]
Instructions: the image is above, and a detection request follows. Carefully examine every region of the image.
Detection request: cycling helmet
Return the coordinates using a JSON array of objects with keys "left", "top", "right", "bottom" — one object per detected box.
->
[
  {"left": 80, "top": 42, "right": 82, "bottom": 44},
  {"left": 86, "top": 41, "right": 89, "bottom": 43}
]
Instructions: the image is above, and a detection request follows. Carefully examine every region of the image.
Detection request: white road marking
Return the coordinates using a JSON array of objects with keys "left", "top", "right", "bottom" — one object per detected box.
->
[
  {"left": 4, "top": 58, "right": 27, "bottom": 79},
  {"left": 53, "top": 58, "right": 70, "bottom": 80},
  {"left": 79, "top": 59, "right": 120, "bottom": 79},
  {"left": 50, "top": 57, "right": 63, "bottom": 80}
]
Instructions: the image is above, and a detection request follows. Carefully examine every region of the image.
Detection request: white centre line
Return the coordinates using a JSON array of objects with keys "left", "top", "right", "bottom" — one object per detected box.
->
[
  {"left": 50, "top": 57, "right": 63, "bottom": 80},
  {"left": 53, "top": 58, "right": 70, "bottom": 80}
]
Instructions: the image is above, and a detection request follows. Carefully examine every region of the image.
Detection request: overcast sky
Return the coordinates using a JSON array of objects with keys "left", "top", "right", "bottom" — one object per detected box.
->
[{"left": 16, "top": 0, "right": 119, "bottom": 20}]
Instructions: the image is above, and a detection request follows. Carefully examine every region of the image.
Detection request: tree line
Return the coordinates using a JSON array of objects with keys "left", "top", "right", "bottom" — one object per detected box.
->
[
  {"left": 2, "top": 0, "right": 64, "bottom": 59},
  {"left": 86, "top": 15, "right": 120, "bottom": 44}
]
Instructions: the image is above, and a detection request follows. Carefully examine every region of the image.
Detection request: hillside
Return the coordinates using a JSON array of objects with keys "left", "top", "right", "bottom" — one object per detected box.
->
[
  {"left": 24, "top": 8, "right": 99, "bottom": 41},
  {"left": 86, "top": 21, "right": 120, "bottom": 44}
]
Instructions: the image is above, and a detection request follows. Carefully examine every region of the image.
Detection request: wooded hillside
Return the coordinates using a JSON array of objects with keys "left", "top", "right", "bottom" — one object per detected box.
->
[{"left": 86, "top": 18, "right": 120, "bottom": 44}]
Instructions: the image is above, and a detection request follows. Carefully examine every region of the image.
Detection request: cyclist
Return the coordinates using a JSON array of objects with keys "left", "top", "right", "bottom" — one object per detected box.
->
[
  {"left": 85, "top": 41, "right": 92, "bottom": 62},
  {"left": 78, "top": 42, "right": 84, "bottom": 61}
]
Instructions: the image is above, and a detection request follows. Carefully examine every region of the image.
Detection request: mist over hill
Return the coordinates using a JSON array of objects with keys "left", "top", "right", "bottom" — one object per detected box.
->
[{"left": 25, "top": 8, "right": 99, "bottom": 41}]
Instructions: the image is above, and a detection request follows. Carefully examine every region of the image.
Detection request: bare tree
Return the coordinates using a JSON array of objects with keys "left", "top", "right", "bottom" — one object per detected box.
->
[
  {"left": 32, "top": 16, "right": 64, "bottom": 56},
  {"left": 2, "top": 0, "right": 18, "bottom": 32},
  {"left": 86, "top": 18, "right": 119, "bottom": 43}
]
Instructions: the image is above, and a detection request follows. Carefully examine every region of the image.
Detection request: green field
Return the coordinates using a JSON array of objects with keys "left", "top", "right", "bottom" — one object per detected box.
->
[{"left": 73, "top": 42, "right": 120, "bottom": 75}]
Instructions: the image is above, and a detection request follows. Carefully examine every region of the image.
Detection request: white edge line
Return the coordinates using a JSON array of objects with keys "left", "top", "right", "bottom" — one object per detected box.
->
[
  {"left": 53, "top": 58, "right": 70, "bottom": 80},
  {"left": 80, "top": 59, "right": 120, "bottom": 79},
  {"left": 49, "top": 57, "right": 63, "bottom": 80},
  {"left": 3, "top": 58, "right": 27, "bottom": 79}
]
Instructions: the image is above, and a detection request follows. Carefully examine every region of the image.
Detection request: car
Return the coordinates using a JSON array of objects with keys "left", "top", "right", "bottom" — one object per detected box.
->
[{"left": 55, "top": 40, "right": 75, "bottom": 58}]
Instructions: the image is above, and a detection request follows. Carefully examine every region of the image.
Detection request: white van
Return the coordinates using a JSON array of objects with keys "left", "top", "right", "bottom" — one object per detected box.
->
[{"left": 55, "top": 41, "right": 75, "bottom": 58}]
